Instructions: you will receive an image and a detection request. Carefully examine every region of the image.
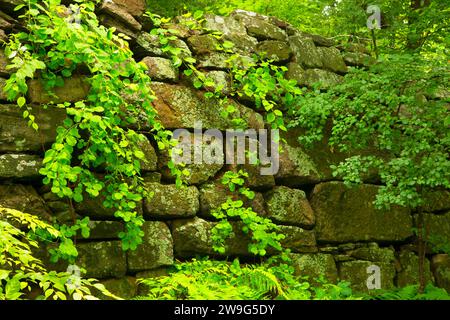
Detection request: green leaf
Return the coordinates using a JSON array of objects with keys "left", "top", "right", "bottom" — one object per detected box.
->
[{"left": 17, "top": 97, "right": 26, "bottom": 107}]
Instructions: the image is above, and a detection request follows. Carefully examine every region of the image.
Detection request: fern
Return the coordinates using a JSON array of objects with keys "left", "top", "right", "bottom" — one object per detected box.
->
[{"left": 368, "top": 284, "right": 450, "bottom": 300}]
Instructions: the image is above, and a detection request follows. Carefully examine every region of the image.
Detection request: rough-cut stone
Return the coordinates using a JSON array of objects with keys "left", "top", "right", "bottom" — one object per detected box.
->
[
  {"left": 0, "top": 184, "right": 52, "bottom": 221},
  {"left": 0, "top": 15, "right": 12, "bottom": 30},
  {"left": 290, "top": 253, "right": 338, "bottom": 284},
  {"left": 0, "top": 29, "right": 7, "bottom": 43},
  {"left": 98, "top": 277, "right": 137, "bottom": 300},
  {"left": 0, "top": 49, "right": 11, "bottom": 77},
  {"left": 27, "top": 76, "right": 90, "bottom": 104},
  {"left": 343, "top": 52, "right": 375, "bottom": 67},
  {"left": 226, "top": 163, "right": 276, "bottom": 191},
  {"left": 98, "top": 14, "right": 138, "bottom": 39},
  {"left": 138, "top": 136, "right": 158, "bottom": 172},
  {"left": 0, "top": 77, "right": 7, "bottom": 101},
  {"left": 348, "top": 243, "right": 396, "bottom": 263},
  {"left": 421, "top": 211, "right": 450, "bottom": 252},
  {"left": 110, "top": 0, "right": 146, "bottom": 17},
  {"left": 187, "top": 34, "right": 220, "bottom": 54},
  {"left": 302, "top": 33, "right": 335, "bottom": 47},
  {"left": 127, "top": 221, "right": 174, "bottom": 272},
  {"left": 279, "top": 226, "right": 317, "bottom": 253},
  {"left": 143, "top": 183, "right": 199, "bottom": 219},
  {"left": 0, "top": 154, "right": 42, "bottom": 180},
  {"left": 421, "top": 190, "right": 450, "bottom": 212},
  {"left": 199, "top": 180, "right": 266, "bottom": 219},
  {"left": 76, "top": 241, "right": 127, "bottom": 279},
  {"left": 0, "top": 0, "right": 23, "bottom": 14},
  {"left": 289, "top": 36, "right": 323, "bottom": 69},
  {"left": 87, "top": 221, "right": 124, "bottom": 240},
  {"left": 158, "top": 132, "right": 223, "bottom": 185},
  {"left": 285, "top": 62, "right": 305, "bottom": 85},
  {"left": 150, "top": 82, "right": 263, "bottom": 130},
  {"left": 317, "top": 47, "right": 348, "bottom": 74},
  {"left": 311, "top": 182, "right": 413, "bottom": 243},
  {"left": 0, "top": 104, "right": 67, "bottom": 152},
  {"left": 204, "top": 14, "right": 246, "bottom": 36},
  {"left": 275, "top": 141, "right": 322, "bottom": 185},
  {"left": 256, "top": 41, "right": 292, "bottom": 63},
  {"left": 99, "top": 1, "right": 142, "bottom": 31},
  {"left": 233, "top": 12, "right": 286, "bottom": 41},
  {"left": 141, "top": 56, "right": 178, "bottom": 82},
  {"left": 301, "top": 68, "right": 343, "bottom": 89},
  {"left": 264, "top": 186, "right": 315, "bottom": 228},
  {"left": 338, "top": 260, "right": 395, "bottom": 292},
  {"left": 431, "top": 254, "right": 450, "bottom": 293},
  {"left": 135, "top": 32, "right": 192, "bottom": 59},
  {"left": 75, "top": 189, "right": 143, "bottom": 220},
  {"left": 172, "top": 218, "right": 257, "bottom": 257},
  {"left": 172, "top": 217, "right": 215, "bottom": 256},
  {"left": 203, "top": 71, "right": 231, "bottom": 95},
  {"left": 397, "top": 250, "right": 434, "bottom": 287}
]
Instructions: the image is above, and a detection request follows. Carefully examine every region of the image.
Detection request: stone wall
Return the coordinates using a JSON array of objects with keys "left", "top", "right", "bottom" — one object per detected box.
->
[{"left": 1, "top": 0, "right": 450, "bottom": 297}]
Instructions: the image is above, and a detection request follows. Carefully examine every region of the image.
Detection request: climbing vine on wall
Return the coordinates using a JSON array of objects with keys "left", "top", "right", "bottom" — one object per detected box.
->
[{"left": 4, "top": 0, "right": 182, "bottom": 255}]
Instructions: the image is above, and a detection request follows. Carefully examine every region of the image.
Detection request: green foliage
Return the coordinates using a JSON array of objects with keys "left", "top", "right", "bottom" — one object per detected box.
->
[
  {"left": 290, "top": 53, "right": 449, "bottom": 210},
  {"left": 367, "top": 284, "right": 450, "bottom": 300},
  {"left": 4, "top": 0, "right": 182, "bottom": 253},
  {"left": 0, "top": 206, "right": 120, "bottom": 300},
  {"left": 136, "top": 257, "right": 358, "bottom": 300},
  {"left": 211, "top": 170, "right": 285, "bottom": 256}
]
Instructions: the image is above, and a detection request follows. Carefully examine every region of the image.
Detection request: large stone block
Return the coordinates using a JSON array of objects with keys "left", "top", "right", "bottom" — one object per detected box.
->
[
  {"left": 421, "top": 211, "right": 450, "bottom": 253},
  {"left": 110, "top": 0, "right": 146, "bottom": 17},
  {"left": 75, "top": 190, "right": 143, "bottom": 220},
  {"left": 172, "top": 218, "right": 257, "bottom": 257},
  {"left": 199, "top": 180, "right": 266, "bottom": 219},
  {"left": 143, "top": 183, "right": 199, "bottom": 219},
  {"left": 338, "top": 260, "right": 395, "bottom": 293},
  {"left": 76, "top": 241, "right": 127, "bottom": 279},
  {"left": 317, "top": 46, "right": 348, "bottom": 74},
  {"left": 135, "top": 32, "right": 191, "bottom": 59},
  {"left": 276, "top": 141, "right": 322, "bottom": 185},
  {"left": 27, "top": 76, "right": 90, "bottom": 104},
  {"left": 97, "top": 277, "right": 137, "bottom": 300},
  {"left": 0, "top": 154, "right": 42, "bottom": 180},
  {"left": 289, "top": 36, "right": 323, "bottom": 69},
  {"left": 232, "top": 11, "right": 286, "bottom": 41},
  {"left": 0, "top": 104, "right": 67, "bottom": 152},
  {"left": 99, "top": 1, "right": 142, "bottom": 31},
  {"left": 0, "top": 77, "right": 8, "bottom": 101},
  {"left": 301, "top": 69, "right": 343, "bottom": 89},
  {"left": 290, "top": 253, "right": 338, "bottom": 284},
  {"left": 127, "top": 221, "right": 174, "bottom": 272},
  {"left": 0, "top": 49, "right": 11, "bottom": 77},
  {"left": 87, "top": 221, "right": 124, "bottom": 240},
  {"left": 187, "top": 34, "right": 220, "bottom": 55},
  {"left": 141, "top": 56, "right": 179, "bottom": 82},
  {"left": 279, "top": 225, "right": 317, "bottom": 253},
  {"left": 310, "top": 182, "right": 413, "bottom": 243},
  {"left": 264, "top": 186, "right": 315, "bottom": 228},
  {"left": 397, "top": 250, "right": 434, "bottom": 287},
  {"left": 256, "top": 40, "right": 292, "bottom": 63},
  {"left": 421, "top": 191, "right": 450, "bottom": 212},
  {"left": 157, "top": 132, "right": 224, "bottom": 185},
  {"left": 149, "top": 82, "right": 263, "bottom": 130},
  {"left": 0, "top": 184, "right": 52, "bottom": 221},
  {"left": 138, "top": 136, "right": 158, "bottom": 172},
  {"left": 431, "top": 254, "right": 450, "bottom": 293}
]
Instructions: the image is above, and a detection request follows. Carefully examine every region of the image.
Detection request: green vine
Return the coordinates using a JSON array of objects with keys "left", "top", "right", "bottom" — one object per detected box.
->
[{"left": 4, "top": 0, "right": 182, "bottom": 255}]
